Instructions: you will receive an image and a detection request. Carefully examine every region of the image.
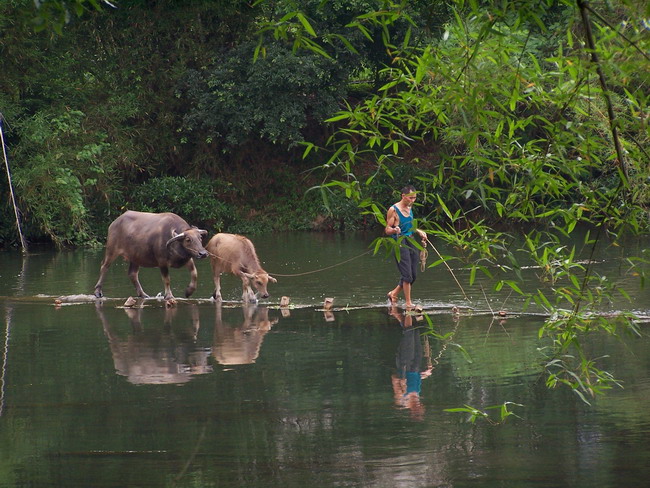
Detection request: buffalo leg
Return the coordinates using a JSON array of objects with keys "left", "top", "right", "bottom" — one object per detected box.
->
[
  {"left": 158, "top": 265, "right": 173, "bottom": 300},
  {"left": 184, "top": 259, "right": 198, "bottom": 298},
  {"left": 94, "top": 253, "right": 116, "bottom": 298},
  {"left": 128, "top": 262, "right": 149, "bottom": 298}
]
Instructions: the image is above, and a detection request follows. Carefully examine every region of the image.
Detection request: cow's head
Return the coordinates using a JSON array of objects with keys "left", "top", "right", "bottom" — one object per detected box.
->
[
  {"left": 166, "top": 228, "right": 209, "bottom": 259},
  {"left": 243, "top": 271, "right": 277, "bottom": 299}
]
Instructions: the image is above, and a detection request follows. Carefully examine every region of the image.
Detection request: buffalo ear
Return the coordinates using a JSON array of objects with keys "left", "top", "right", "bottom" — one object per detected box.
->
[
  {"left": 268, "top": 275, "right": 277, "bottom": 283},
  {"left": 242, "top": 272, "right": 255, "bottom": 280},
  {"left": 198, "top": 229, "right": 208, "bottom": 236}
]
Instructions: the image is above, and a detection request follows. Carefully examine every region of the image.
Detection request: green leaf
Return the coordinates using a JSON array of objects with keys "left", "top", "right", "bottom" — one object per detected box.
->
[
  {"left": 296, "top": 13, "right": 317, "bottom": 37},
  {"left": 325, "top": 113, "right": 351, "bottom": 123}
]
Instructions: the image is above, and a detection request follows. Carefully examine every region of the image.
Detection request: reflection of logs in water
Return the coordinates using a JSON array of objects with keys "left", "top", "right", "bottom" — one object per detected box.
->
[
  {"left": 96, "top": 303, "right": 212, "bottom": 385},
  {"left": 212, "top": 304, "right": 278, "bottom": 366}
]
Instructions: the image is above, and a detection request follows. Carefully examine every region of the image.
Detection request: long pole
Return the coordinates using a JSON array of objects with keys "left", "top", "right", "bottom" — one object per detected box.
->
[
  {"left": 0, "top": 114, "right": 27, "bottom": 253},
  {"left": 423, "top": 235, "right": 470, "bottom": 302}
]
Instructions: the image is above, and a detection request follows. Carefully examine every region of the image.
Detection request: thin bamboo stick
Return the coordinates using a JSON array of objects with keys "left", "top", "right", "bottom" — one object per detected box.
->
[{"left": 0, "top": 115, "right": 27, "bottom": 252}]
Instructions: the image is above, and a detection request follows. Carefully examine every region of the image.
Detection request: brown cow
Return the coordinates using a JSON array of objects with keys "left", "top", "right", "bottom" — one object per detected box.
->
[
  {"left": 206, "top": 233, "right": 277, "bottom": 302},
  {"left": 94, "top": 211, "right": 208, "bottom": 300}
]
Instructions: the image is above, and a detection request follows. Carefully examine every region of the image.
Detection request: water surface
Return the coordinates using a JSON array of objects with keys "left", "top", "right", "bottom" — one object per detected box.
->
[{"left": 1, "top": 232, "right": 649, "bottom": 487}]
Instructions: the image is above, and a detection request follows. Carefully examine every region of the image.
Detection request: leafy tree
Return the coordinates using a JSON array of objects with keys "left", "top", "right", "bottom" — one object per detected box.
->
[
  {"left": 17, "top": 0, "right": 114, "bottom": 34},
  {"left": 255, "top": 0, "right": 650, "bottom": 401},
  {"left": 1, "top": 0, "right": 266, "bottom": 244},
  {"left": 180, "top": 42, "right": 346, "bottom": 150}
]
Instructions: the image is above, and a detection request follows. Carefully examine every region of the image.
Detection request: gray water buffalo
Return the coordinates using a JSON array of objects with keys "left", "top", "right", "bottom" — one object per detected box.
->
[
  {"left": 206, "top": 233, "right": 277, "bottom": 302},
  {"left": 94, "top": 211, "right": 208, "bottom": 300}
]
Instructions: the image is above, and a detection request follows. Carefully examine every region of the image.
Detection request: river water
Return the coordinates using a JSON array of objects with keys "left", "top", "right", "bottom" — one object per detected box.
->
[{"left": 1, "top": 232, "right": 649, "bottom": 487}]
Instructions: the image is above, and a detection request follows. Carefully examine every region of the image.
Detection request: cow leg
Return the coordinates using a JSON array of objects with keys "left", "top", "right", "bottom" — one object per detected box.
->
[
  {"left": 94, "top": 252, "right": 117, "bottom": 298},
  {"left": 184, "top": 259, "right": 198, "bottom": 298},
  {"left": 212, "top": 272, "right": 223, "bottom": 301},
  {"left": 158, "top": 265, "right": 174, "bottom": 300},
  {"left": 210, "top": 258, "right": 224, "bottom": 301},
  {"left": 128, "top": 262, "right": 149, "bottom": 298}
]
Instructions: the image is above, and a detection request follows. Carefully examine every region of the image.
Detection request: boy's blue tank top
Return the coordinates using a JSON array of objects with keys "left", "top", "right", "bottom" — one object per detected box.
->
[
  {"left": 405, "top": 371, "right": 422, "bottom": 394},
  {"left": 392, "top": 204, "right": 413, "bottom": 238}
]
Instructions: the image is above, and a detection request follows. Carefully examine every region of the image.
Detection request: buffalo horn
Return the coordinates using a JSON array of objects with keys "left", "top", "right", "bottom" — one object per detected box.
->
[
  {"left": 166, "top": 230, "right": 186, "bottom": 247},
  {"left": 191, "top": 226, "right": 208, "bottom": 236}
]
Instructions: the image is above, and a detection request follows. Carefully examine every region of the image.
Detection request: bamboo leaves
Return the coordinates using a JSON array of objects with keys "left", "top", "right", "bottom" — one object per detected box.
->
[{"left": 292, "top": 0, "right": 648, "bottom": 401}]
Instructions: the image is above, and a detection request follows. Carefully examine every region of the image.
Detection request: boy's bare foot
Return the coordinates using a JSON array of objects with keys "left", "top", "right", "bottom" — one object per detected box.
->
[{"left": 387, "top": 293, "right": 397, "bottom": 305}]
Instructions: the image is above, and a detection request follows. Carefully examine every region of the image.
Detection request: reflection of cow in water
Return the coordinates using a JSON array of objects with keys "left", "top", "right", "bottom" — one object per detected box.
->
[
  {"left": 212, "top": 304, "right": 278, "bottom": 365},
  {"left": 96, "top": 303, "right": 212, "bottom": 385}
]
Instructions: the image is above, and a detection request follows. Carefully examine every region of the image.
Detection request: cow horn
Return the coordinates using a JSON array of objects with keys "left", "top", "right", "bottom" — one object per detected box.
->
[
  {"left": 191, "top": 226, "right": 208, "bottom": 236},
  {"left": 166, "top": 230, "right": 186, "bottom": 247}
]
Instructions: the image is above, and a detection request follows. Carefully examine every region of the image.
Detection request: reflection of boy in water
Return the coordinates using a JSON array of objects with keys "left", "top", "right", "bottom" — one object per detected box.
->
[{"left": 390, "top": 306, "right": 432, "bottom": 420}]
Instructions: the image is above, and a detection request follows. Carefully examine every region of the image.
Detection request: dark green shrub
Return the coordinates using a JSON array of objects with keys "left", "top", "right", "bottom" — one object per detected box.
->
[
  {"left": 180, "top": 42, "right": 346, "bottom": 150},
  {"left": 129, "top": 176, "right": 232, "bottom": 232}
]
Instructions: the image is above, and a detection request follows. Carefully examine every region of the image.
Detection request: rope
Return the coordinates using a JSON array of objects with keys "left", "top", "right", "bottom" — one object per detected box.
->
[
  {"left": 269, "top": 249, "right": 374, "bottom": 277},
  {"left": 206, "top": 248, "right": 374, "bottom": 278},
  {"left": 427, "top": 313, "right": 463, "bottom": 372}
]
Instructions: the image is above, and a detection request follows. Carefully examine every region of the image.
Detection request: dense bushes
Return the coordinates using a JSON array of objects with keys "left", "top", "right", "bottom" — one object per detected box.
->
[
  {"left": 128, "top": 176, "right": 232, "bottom": 232},
  {"left": 180, "top": 42, "right": 346, "bottom": 150}
]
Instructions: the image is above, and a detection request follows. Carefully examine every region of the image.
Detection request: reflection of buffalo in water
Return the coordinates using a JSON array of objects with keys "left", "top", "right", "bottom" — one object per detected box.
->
[
  {"left": 212, "top": 304, "right": 278, "bottom": 366},
  {"left": 96, "top": 303, "right": 212, "bottom": 385}
]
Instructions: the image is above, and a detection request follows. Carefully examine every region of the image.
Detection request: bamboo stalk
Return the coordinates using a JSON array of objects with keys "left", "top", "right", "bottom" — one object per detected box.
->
[{"left": 0, "top": 115, "right": 27, "bottom": 253}]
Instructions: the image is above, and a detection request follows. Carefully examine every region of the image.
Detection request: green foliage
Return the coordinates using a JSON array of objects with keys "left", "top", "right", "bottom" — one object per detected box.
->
[
  {"left": 10, "top": 108, "right": 114, "bottom": 246},
  {"left": 180, "top": 42, "right": 346, "bottom": 149},
  {"left": 539, "top": 310, "right": 640, "bottom": 404},
  {"left": 257, "top": 0, "right": 650, "bottom": 399},
  {"left": 1, "top": 0, "right": 455, "bottom": 245},
  {"left": 223, "top": 188, "right": 365, "bottom": 234},
  {"left": 1, "top": 0, "right": 268, "bottom": 245},
  {"left": 444, "top": 401, "right": 523, "bottom": 424},
  {"left": 128, "top": 176, "right": 232, "bottom": 232},
  {"left": 23, "top": 0, "right": 108, "bottom": 35}
]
